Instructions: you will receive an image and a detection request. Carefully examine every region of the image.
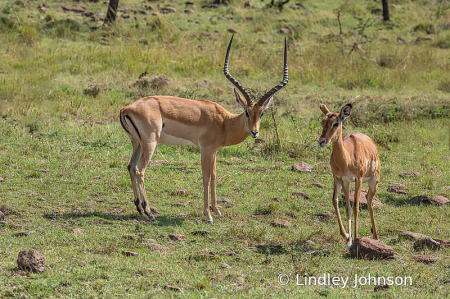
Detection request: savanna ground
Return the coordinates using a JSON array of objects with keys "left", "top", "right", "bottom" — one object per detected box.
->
[{"left": 1, "top": 0, "right": 450, "bottom": 297}]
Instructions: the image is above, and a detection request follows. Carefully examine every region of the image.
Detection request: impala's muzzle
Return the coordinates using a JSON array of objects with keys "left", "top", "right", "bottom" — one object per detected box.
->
[
  {"left": 318, "top": 139, "right": 327, "bottom": 147},
  {"left": 250, "top": 130, "right": 259, "bottom": 138}
]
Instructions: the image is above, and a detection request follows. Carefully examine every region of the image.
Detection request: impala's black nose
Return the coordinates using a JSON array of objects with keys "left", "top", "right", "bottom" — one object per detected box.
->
[{"left": 250, "top": 130, "right": 259, "bottom": 138}]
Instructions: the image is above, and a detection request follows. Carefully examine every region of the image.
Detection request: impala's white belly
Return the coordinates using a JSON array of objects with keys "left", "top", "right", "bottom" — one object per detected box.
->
[
  {"left": 159, "top": 132, "right": 198, "bottom": 147},
  {"left": 340, "top": 175, "right": 373, "bottom": 183}
]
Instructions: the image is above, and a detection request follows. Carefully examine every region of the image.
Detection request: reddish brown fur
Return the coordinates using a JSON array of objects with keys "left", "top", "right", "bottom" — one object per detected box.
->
[
  {"left": 120, "top": 93, "right": 272, "bottom": 223},
  {"left": 318, "top": 104, "right": 381, "bottom": 247}
]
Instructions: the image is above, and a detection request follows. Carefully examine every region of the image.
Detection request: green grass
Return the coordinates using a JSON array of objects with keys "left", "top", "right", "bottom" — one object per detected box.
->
[{"left": 1, "top": 0, "right": 450, "bottom": 297}]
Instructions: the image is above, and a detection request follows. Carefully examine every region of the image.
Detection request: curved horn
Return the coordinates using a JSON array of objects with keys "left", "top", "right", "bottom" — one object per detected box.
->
[
  {"left": 257, "top": 38, "right": 289, "bottom": 106},
  {"left": 223, "top": 34, "right": 253, "bottom": 106}
]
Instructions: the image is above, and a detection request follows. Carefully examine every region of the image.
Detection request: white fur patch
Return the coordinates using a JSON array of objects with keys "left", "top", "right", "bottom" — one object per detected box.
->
[{"left": 159, "top": 132, "right": 198, "bottom": 147}]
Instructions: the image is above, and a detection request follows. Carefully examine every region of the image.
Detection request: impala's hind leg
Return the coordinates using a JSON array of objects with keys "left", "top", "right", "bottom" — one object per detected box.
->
[
  {"left": 209, "top": 151, "right": 221, "bottom": 217},
  {"left": 341, "top": 179, "right": 353, "bottom": 248},
  {"left": 128, "top": 139, "right": 143, "bottom": 215},
  {"left": 135, "top": 140, "right": 158, "bottom": 221},
  {"left": 367, "top": 173, "right": 379, "bottom": 240}
]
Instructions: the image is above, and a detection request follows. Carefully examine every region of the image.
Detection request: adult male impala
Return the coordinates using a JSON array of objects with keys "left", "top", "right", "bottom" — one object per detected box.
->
[
  {"left": 318, "top": 104, "right": 380, "bottom": 248},
  {"left": 120, "top": 35, "right": 288, "bottom": 223}
]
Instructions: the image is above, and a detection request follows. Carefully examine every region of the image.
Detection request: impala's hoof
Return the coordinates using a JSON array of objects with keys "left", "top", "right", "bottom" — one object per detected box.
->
[
  {"left": 149, "top": 216, "right": 156, "bottom": 222},
  {"left": 206, "top": 219, "right": 213, "bottom": 225},
  {"left": 346, "top": 233, "right": 352, "bottom": 248}
]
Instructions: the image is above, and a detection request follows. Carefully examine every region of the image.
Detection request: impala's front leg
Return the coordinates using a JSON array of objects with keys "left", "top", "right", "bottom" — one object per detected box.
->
[
  {"left": 201, "top": 149, "right": 213, "bottom": 224},
  {"left": 353, "top": 178, "right": 363, "bottom": 241},
  {"left": 332, "top": 177, "right": 350, "bottom": 246},
  {"left": 341, "top": 180, "right": 352, "bottom": 248},
  {"left": 209, "top": 151, "right": 221, "bottom": 217}
]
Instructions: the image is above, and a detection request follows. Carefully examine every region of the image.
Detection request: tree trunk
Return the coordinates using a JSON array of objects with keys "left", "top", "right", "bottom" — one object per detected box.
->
[
  {"left": 106, "top": 0, "right": 119, "bottom": 22},
  {"left": 382, "top": 0, "right": 390, "bottom": 21}
]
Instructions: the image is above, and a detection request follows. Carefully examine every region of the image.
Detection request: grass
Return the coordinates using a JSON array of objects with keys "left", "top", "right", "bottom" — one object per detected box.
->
[{"left": 1, "top": 0, "right": 450, "bottom": 297}]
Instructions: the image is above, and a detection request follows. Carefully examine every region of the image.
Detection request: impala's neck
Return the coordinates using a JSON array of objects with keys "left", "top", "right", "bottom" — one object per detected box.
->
[
  {"left": 331, "top": 127, "right": 351, "bottom": 170},
  {"left": 223, "top": 112, "right": 250, "bottom": 146}
]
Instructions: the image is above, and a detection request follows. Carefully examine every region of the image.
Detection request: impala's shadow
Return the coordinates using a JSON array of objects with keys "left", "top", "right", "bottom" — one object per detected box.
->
[{"left": 43, "top": 212, "right": 185, "bottom": 226}]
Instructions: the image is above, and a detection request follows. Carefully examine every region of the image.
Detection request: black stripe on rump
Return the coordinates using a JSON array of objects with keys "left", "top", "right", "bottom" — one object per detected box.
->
[{"left": 124, "top": 115, "right": 141, "bottom": 139}]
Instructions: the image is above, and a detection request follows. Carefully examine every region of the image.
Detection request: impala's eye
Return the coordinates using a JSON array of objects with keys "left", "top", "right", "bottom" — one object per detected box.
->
[
  {"left": 260, "top": 112, "right": 264, "bottom": 119},
  {"left": 332, "top": 122, "right": 339, "bottom": 128},
  {"left": 245, "top": 110, "right": 249, "bottom": 118}
]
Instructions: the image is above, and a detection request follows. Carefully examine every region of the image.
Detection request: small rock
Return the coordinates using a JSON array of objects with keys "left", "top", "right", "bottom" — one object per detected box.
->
[
  {"left": 443, "top": 186, "right": 450, "bottom": 190},
  {"left": 150, "top": 206, "right": 159, "bottom": 214},
  {"left": 122, "top": 251, "right": 138, "bottom": 257},
  {"left": 192, "top": 230, "right": 209, "bottom": 236},
  {"left": 270, "top": 220, "right": 291, "bottom": 228},
  {"left": 61, "top": 5, "right": 86, "bottom": 13},
  {"left": 374, "top": 284, "right": 390, "bottom": 292},
  {"left": 443, "top": 279, "right": 450, "bottom": 284},
  {"left": 210, "top": 273, "right": 227, "bottom": 280},
  {"left": 244, "top": 1, "right": 250, "bottom": 8},
  {"left": 184, "top": 9, "right": 194, "bottom": 14},
  {"left": 122, "top": 233, "right": 138, "bottom": 240},
  {"left": 147, "top": 243, "right": 173, "bottom": 252},
  {"left": 292, "top": 162, "right": 312, "bottom": 172},
  {"left": 414, "top": 238, "right": 441, "bottom": 251},
  {"left": 83, "top": 84, "right": 100, "bottom": 97},
  {"left": 218, "top": 197, "right": 231, "bottom": 204},
  {"left": 164, "top": 285, "right": 183, "bottom": 292},
  {"left": 228, "top": 28, "right": 238, "bottom": 34},
  {"left": 89, "top": 176, "right": 100, "bottom": 179},
  {"left": 312, "top": 183, "right": 325, "bottom": 188},
  {"left": 17, "top": 250, "right": 45, "bottom": 273},
  {"left": 12, "top": 231, "right": 35, "bottom": 237},
  {"left": 161, "top": 6, "right": 176, "bottom": 14},
  {"left": 430, "top": 196, "right": 450, "bottom": 205},
  {"left": 171, "top": 190, "right": 188, "bottom": 196},
  {"left": 291, "top": 192, "right": 310, "bottom": 199},
  {"left": 121, "top": 13, "right": 130, "bottom": 19},
  {"left": 387, "top": 183, "right": 409, "bottom": 195},
  {"left": 399, "top": 172, "right": 420, "bottom": 178},
  {"left": 221, "top": 263, "right": 231, "bottom": 269},
  {"left": 348, "top": 191, "right": 383, "bottom": 208},
  {"left": 397, "top": 36, "right": 406, "bottom": 44},
  {"left": 412, "top": 254, "right": 437, "bottom": 264},
  {"left": 305, "top": 240, "right": 315, "bottom": 246},
  {"left": 168, "top": 234, "right": 186, "bottom": 241},
  {"left": 174, "top": 213, "right": 188, "bottom": 217},
  {"left": 260, "top": 39, "right": 269, "bottom": 44},
  {"left": 393, "top": 229, "right": 428, "bottom": 240},
  {"left": 73, "top": 228, "right": 84, "bottom": 234},
  {"left": 279, "top": 27, "right": 290, "bottom": 35},
  {"left": 233, "top": 276, "right": 245, "bottom": 283},
  {"left": 387, "top": 183, "right": 405, "bottom": 191},
  {"left": 350, "top": 237, "right": 394, "bottom": 260},
  {"left": 316, "top": 211, "right": 333, "bottom": 221},
  {"left": 255, "top": 243, "right": 283, "bottom": 254},
  {"left": 273, "top": 196, "right": 283, "bottom": 202},
  {"left": 221, "top": 251, "right": 237, "bottom": 256},
  {"left": 411, "top": 195, "right": 432, "bottom": 205}
]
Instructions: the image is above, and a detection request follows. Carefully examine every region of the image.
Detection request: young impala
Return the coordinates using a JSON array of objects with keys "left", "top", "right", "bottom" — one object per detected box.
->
[
  {"left": 318, "top": 104, "right": 381, "bottom": 248},
  {"left": 120, "top": 35, "right": 289, "bottom": 223}
]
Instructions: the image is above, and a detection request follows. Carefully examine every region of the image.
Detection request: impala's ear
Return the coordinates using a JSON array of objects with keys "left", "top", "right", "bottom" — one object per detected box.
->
[
  {"left": 319, "top": 104, "right": 330, "bottom": 115},
  {"left": 261, "top": 96, "right": 274, "bottom": 111},
  {"left": 234, "top": 88, "right": 247, "bottom": 109},
  {"left": 339, "top": 104, "right": 352, "bottom": 121}
]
